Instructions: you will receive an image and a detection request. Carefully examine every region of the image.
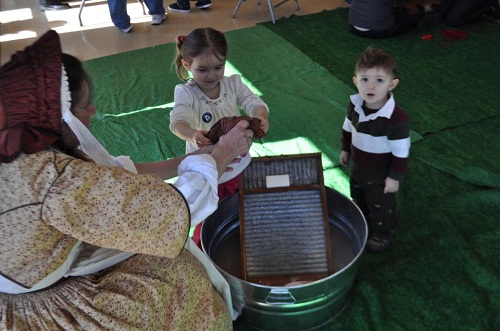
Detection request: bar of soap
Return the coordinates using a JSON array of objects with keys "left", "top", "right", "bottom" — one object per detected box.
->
[{"left": 265, "top": 174, "right": 290, "bottom": 188}]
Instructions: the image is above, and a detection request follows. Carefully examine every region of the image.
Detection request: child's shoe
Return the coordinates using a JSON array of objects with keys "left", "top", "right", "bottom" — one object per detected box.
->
[
  {"left": 366, "top": 234, "right": 392, "bottom": 252},
  {"left": 168, "top": 2, "right": 191, "bottom": 12}
]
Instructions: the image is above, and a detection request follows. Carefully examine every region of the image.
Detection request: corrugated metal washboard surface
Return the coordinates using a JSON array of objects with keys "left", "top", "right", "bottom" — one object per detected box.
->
[{"left": 239, "top": 153, "right": 333, "bottom": 286}]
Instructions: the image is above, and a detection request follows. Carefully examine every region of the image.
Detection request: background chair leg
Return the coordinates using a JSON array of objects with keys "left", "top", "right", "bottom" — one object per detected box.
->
[
  {"left": 137, "top": 0, "right": 146, "bottom": 15},
  {"left": 232, "top": 0, "right": 246, "bottom": 18},
  {"left": 266, "top": 0, "right": 276, "bottom": 23},
  {"left": 78, "top": 0, "right": 86, "bottom": 27}
]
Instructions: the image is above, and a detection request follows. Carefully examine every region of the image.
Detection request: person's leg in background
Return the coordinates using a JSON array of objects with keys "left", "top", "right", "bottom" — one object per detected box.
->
[
  {"left": 394, "top": 4, "right": 425, "bottom": 31},
  {"left": 107, "top": 0, "right": 133, "bottom": 33},
  {"left": 417, "top": 0, "right": 456, "bottom": 26},
  {"left": 488, "top": 0, "right": 500, "bottom": 19},
  {"left": 444, "top": 0, "right": 490, "bottom": 26},
  {"left": 348, "top": 0, "right": 422, "bottom": 39},
  {"left": 168, "top": 0, "right": 212, "bottom": 13},
  {"left": 143, "top": 0, "right": 167, "bottom": 25},
  {"left": 433, "top": 0, "right": 457, "bottom": 14},
  {"left": 349, "top": 25, "right": 400, "bottom": 39}
]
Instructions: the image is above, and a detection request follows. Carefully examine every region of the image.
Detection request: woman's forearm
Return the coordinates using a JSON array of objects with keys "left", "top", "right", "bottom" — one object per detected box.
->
[{"left": 135, "top": 149, "right": 210, "bottom": 180}]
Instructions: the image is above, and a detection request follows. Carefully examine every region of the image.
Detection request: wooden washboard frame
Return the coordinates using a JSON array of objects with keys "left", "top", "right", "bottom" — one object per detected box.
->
[{"left": 238, "top": 153, "right": 333, "bottom": 286}]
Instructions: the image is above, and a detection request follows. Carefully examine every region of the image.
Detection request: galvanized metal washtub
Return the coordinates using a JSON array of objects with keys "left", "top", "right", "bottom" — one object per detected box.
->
[{"left": 201, "top": 187, "right": 367, "bottom": 330}]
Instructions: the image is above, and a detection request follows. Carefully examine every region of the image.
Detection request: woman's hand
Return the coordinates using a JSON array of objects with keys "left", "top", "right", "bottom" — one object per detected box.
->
[
  {"left": 198, "top": 144, "right": 216, "bottom": 154},
  {"left": 210, "top": 120, "right": 254, "bottom": 177},
  {"left": 219, "top": 120, "right": 253, "bottom": 155}
]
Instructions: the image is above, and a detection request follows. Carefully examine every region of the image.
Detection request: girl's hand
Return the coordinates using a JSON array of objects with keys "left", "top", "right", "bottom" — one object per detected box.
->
[
  {"left": 193, "top": 130, "right": 211, "bottom": 147},
  {"left": 384, "top": 177, "right": 400, "bottom": 194},
  {"left": 256, "top": 115, "right": 269, "bottom": 133},
  {"left": 340, "top": 151, "right": 350, "bottom": 167},
  {"left": 253, "top": 106, "right": 269, "bottom": 133}
]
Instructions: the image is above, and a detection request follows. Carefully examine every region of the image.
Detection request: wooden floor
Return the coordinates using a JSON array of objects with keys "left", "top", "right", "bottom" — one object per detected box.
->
[{"left": 0, "top": 0, "right": 348, "bottom": 65}]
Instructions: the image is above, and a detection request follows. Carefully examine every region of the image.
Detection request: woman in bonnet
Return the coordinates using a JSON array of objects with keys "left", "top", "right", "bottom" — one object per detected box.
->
[{"left": 0, "top": 30, "right": 254, "bottom": 330}]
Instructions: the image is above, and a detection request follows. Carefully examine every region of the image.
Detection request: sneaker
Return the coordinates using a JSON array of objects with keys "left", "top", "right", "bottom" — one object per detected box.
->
[
  {"left": 168, "top": 2, "right": 191, "bottom": 13},
  {"left": 40, "top": 1, "right": 71, "bottom": 11},
  {"left": 121, "top": 25, "right": 133, "bottom": 33},
  {"left": 195, "top": 0, "right": 212, "bottom": 9},
  {"left": 151, "top": 13, "right": 167, "bottom": 25}
]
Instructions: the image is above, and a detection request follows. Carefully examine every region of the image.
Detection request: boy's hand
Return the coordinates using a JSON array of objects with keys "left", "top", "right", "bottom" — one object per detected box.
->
[
  {"left": 384, "top": 177, "right": 400, "bottom": 194},
  {"left": 340, "top": 151, "right": 350, "bottom": 167}
]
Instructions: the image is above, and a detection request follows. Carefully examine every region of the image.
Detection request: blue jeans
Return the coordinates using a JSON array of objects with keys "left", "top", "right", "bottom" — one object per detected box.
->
[{"left": 107, "top": 0, "right": 165, "bottom": 29}]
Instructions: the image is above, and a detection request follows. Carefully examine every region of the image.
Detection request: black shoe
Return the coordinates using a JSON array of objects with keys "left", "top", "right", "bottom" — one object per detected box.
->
[
  {"left": 168, "top": 2, "right": 191, "bottom": 12},
  {"left": 366, "top": 235, "right": 392, "bottom": 252},
  {"left": 40, "top": 0, "right": 71, "bottom": 11},
  {"left": 195, "top": 0, "right": 212, "bottom": 9}
]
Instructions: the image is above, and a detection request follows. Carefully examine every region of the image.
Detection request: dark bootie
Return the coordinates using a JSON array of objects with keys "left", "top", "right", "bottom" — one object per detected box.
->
[
  {"left": 366, "top": 233, "right": 393, "bottom": 252},
  {"left": 366, "top": 214, "right": 397, "bottom": 253}
]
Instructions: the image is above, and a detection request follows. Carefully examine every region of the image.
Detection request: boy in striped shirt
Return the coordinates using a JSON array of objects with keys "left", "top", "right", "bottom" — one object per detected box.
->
[{"left": 340, "top": 46, "right": 410, "bottom": 252}]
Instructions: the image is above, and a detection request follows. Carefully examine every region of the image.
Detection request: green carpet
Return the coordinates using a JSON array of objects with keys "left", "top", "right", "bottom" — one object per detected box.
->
[
  {"left": 83, "top": 8, "right": 500, "bottom": 331},
  {"left": 262, "top": 8, "right": 500, "bottom": 135}
]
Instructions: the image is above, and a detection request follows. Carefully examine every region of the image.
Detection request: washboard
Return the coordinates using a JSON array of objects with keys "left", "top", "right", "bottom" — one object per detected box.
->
[{"left": 239, "top": 153, "right": 333, "bottom": 286}]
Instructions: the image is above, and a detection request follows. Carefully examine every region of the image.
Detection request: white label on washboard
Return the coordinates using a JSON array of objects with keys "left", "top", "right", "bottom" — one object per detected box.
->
[{"left": 265, "top": 174, "right": 290, "bottom": 188}]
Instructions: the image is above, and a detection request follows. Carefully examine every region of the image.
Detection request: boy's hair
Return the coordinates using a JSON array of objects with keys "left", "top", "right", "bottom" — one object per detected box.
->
[
  {"left": 173, "top": 27, "right": 227, "bottom": 81},
  {"left": 354, "top": 46, "right": 398, "bottom": 79}
]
